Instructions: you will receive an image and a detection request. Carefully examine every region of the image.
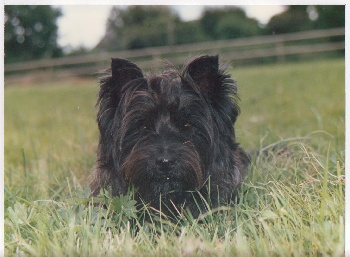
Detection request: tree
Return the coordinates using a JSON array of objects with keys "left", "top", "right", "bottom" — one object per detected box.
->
[
  {"left": 265, "top": 6, "right": 314, "bottom": 35},
  {"left": 174, "top": 20, "right": 207, "bottom": 45},
  {"left": 4, "top": 5, "right": 63, "bottom": 64},
  {"left": 96, "top": 6, "right": 264, "bottom": 52},
  {"left": 312, "top": 5, "right": 345, "bottom": 29},
  {"left": 96, "top": 6, "right": 179, "bottom": 51},
  {"left": 265, "top": 5, "right": 345, "bottom": 35},
  {"left": 200, "top": 7, "right": 262, "bottom": 40}
]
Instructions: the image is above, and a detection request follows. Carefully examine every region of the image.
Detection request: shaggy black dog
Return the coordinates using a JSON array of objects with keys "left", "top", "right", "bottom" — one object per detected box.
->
[{"left": 90, "top": 55, "right": 250, "bottom": 217}]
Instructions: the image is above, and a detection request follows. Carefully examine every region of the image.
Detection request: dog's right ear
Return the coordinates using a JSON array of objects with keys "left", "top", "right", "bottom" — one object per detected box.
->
[
  {"left": 111, "top": 58, "right": 144, "bottom": 86},
  {"left": 97, "top": 59, "right": 144, "bottom": 139},
  {"left": 97, "top": 58, "right": 144, "bottom": 109}
]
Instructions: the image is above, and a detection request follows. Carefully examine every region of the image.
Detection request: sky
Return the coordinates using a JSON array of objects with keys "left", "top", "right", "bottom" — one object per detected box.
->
[{"left": 57, "top": 5, "right": 286, "bottom": 51}]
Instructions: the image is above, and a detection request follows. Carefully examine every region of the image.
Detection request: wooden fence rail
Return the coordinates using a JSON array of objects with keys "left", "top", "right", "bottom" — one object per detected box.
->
[{"left": 4, "top": 27, "right": 345, "bottom": 82}]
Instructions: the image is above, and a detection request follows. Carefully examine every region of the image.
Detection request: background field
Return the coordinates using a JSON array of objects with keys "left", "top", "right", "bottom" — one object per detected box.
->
[{"left": 4, "top": 58, "right": 345, "bottom": 256}]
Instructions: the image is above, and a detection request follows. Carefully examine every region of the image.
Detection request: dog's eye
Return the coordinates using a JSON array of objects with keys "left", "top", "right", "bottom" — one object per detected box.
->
[
  {"left": 182, "top": 123, "right": 193, "bottom": 132},
  {"left": 138, "top": 125, "right": 149, "bottom": 132}
]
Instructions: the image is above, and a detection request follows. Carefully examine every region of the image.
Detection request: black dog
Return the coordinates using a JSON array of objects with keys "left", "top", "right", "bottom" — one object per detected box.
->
[{"left": 90, "top": 55, "right": 250, "bottom": 217}]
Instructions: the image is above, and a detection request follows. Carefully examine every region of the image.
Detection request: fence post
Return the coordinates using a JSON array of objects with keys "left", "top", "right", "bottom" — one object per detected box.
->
[{"left": 276, "top": 42, "right": 286, "bottom": 62}]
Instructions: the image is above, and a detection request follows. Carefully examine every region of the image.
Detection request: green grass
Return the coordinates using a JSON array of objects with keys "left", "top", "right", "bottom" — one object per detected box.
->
[{"left": 4, "top": 59, "right": 345, "bottom": 256}]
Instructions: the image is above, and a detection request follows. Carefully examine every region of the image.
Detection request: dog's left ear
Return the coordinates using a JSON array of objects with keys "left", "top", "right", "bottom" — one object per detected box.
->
[
  {"left": 183, "top": 55, "right": 221, "bottom": 96},
  {"left": 111, "top": 58, "right": 144, "bottom": 87}
]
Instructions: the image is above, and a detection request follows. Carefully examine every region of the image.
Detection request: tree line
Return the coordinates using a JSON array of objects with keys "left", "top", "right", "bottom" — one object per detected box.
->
[{"left": 4, "top": 5, "right": 345, "bottom": 64}]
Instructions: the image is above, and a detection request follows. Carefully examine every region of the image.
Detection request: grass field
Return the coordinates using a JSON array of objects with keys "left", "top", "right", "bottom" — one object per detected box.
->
[{"left": 4, "top": 58, "right": 345, "bottom": 256}]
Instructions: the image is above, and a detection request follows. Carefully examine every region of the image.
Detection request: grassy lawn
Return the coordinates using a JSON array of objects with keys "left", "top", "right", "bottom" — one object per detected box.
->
[{"left": 4, "top": 58, "right": 345, "bottom": 256}]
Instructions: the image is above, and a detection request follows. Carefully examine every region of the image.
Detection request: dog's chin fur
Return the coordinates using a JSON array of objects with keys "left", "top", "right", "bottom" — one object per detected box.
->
[{"left": 90, "top": 55, "right": 250, "bottom": 217}]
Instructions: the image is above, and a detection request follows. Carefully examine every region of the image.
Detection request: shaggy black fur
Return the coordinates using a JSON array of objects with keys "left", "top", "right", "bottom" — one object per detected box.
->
[{"left": 90, "top": 55, "right": 250, "bottom": 217}]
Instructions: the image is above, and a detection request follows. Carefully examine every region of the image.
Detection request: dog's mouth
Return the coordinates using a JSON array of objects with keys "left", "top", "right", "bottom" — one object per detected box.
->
[
  {"left": 132, "top": 172, "right": 197, "bottom": 200},
  {"left": 121, "top": 151, "right": 204, "bottom": 187},
  {"left": 153, "top": 174, "right": 192, "bottom": 190},
  {"left": 145, "top": 181, "right": 196, "bottom": 208}
]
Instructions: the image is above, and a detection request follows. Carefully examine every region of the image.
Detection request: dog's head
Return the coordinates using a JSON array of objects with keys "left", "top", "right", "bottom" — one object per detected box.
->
[{"left": 96, "top": 55, "right": 240, "bottom": 207}]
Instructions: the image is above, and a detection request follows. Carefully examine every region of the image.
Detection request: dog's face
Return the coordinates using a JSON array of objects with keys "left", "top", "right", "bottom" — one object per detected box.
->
[
  {"left": 95, "top": 55, "right": 241, "bottom": 209},
  {"left": 118, "top": 70, "right": 212, "bottom": 204}
]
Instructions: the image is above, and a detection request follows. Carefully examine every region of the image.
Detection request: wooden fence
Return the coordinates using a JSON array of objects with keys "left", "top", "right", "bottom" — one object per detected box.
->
[{"left": 4, "top": 27, "right": 345, "bottom": 83}]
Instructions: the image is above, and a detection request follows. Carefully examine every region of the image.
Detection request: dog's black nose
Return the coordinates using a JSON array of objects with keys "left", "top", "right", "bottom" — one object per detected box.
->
[{"left": 156, "top": 157, "right": 174, "bottom": 170}]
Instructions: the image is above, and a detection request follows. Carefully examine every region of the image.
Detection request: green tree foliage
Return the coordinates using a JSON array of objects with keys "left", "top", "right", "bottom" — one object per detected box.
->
[
  {"left": 265, "top": 5, "right": 345, "bottom": 35},
  {"left": 265, "top": 6, "right": 313, "bottom": 35},
  {"left": 200, "top": 7, "right": 261, "bottom": 40},
  {"left": 174, "top": 20, "right": 207, "bottom": 45},
  {"left": 97, "top": 5, "right": 345, "bottom": 52},
  {"left": 313, "top": 5, "right": 345, "bottom": 29},
  {"left": 97, "top": 6, "right": 179, "bottom": 51},
  {"left": 97, "top": 6, "right": 261, "bottom": 52},
  {"left": 5, "top": 5, "right": 63, "bottom": 64}
]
